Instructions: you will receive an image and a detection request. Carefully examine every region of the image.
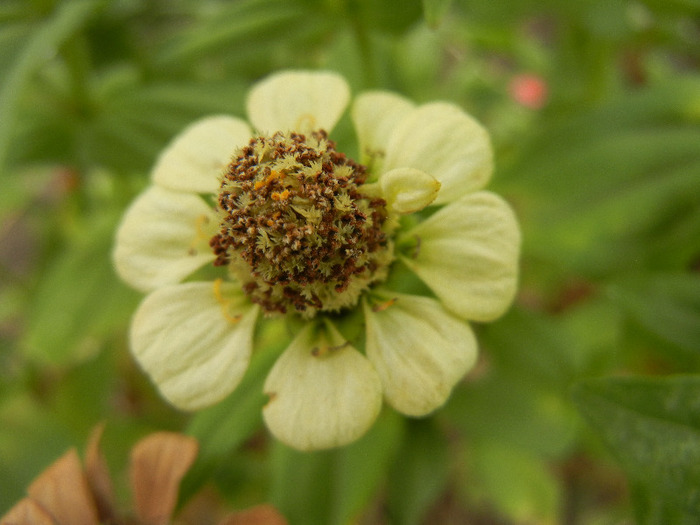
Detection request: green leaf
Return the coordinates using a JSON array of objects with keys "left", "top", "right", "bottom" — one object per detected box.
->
[
  {"left": 422, "top": 0, "right": 452, "bottom": 27},
  {"left": 330, "top": 410, "right": 403, "bottom": 525},
  {"left": 0, "top": 392, "right": 76, "bottom": 513},
  {"left": 22, "top": 213, "right": 139, "bottom": 365},
  {"left": 269, "top": 444, "right": 334, "bottom": 525},
  {"left": 348, "top": 0, "right": 423, "bottom": 35},
  {"left": 393, "top": 24, "right": 444, "bottom": 99},
  {"left": 444, "top": 373, "right": 577, "bottom": 459},
  {"left": 501, "top": 77, "right": 700, "bottom": 275},
  {"left": 607, "top": 273, "right": 700, "bottom": 354},
  {"left": 480, "top": 307, "right": 584, "bottom": 390},
  {"left": 0, "top": 166, "right": 52, "bottom": 219},
  {"left": 81, "top": 78, "right": 248, "bottom": 174},
  {"left": 573, "top": 376, "right": 700, "bottom": 521},
  {"left": 386, "top": 419, "right": 450, "bottom": 525},
  {"left": 48, "top": 342, "right": 120, "bottom": 437},
  {"left": 157, "top": 0, "right": 315, "bottom": 65},
  {"left": 465, "top": 441, "right": 561, "bottom": 524},
  {"left": 270, "top": 410, "right": 402, "bottom": 525},
  {"left": 0, "top": 0, "right": 103, "bottom": 171},
  {"left": 628, "top": 481, "right": 700, "bottom": 525},
  {"left": 637, "top": 0, "right": 700, "bottom": 15}
]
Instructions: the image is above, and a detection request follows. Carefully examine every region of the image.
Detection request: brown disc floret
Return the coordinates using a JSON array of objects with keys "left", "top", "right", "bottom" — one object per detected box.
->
[{"left": 210, "top": 130, "right": 393, "bottom": 316}]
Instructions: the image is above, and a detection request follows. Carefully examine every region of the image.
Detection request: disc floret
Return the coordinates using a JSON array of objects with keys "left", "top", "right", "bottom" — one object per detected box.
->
[{"left": 210, "top": 130, "right": 393, "bottom": 317}]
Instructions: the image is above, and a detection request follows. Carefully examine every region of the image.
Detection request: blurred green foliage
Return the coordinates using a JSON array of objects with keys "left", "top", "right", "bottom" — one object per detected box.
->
[{"left": 1, "top": 0, "right": 699, "bottom": 523}]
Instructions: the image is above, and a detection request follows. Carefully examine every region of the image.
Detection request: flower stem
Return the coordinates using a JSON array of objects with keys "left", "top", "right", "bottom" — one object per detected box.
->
[{"left": 347, "top": 0, "right": 377, "bottom": 87}]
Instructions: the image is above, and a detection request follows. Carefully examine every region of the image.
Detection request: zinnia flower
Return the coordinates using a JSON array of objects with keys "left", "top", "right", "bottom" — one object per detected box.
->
[
  {"left": 1, "top": 425, "right": 287, "bottom": 525},
  {"left": 113, "top": 70, "right": 520, "bottom": 451}
]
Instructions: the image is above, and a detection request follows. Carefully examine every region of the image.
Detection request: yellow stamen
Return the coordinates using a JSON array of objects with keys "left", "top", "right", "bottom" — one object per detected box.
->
[
  {"left": 187, "top": 214, "right": 212, "bottom": 256},
  {"left": 253, "top": 169, "right": 284, "bottom": 190},
  {"left": 311, "top": 341, "right": 350, "bottom": 357},
  {"left": 271, "top": 189, "right": 290, "bottom": 201},
  {"left": 295, "top": 113, "right": 317, "bottom": 132},
  {"left": 195, "top": 214, "right": 211, "bottom": 238},
  {"left": 213, "top": 278, "right": 242, "bottom": 323},
  {"left": 372, "top": 297, "right": 397, "bottom": 312}
]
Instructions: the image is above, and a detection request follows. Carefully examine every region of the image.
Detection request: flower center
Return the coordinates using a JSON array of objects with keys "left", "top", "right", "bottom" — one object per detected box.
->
[{"left": 210, "top": 130, "right": 393, "bottom": 317}]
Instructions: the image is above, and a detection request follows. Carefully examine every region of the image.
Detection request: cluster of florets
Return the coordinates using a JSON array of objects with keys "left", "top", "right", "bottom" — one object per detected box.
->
[{"left": 210, "top": 130, "right": 393, "bottom": 317}]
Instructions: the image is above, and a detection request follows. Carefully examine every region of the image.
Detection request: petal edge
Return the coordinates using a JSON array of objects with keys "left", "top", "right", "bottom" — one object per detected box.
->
[
  {"left": 113, "top": 186, "right": 217, "bottom": 292},
  {"left": 364, "top": 293, "right": 477, "bottom": 416},
  {"left": 400, "top": 191, "right": 520, "bottom": 322},
  {"left": 130, "top": 281, "right": 258, "bottom": 410},
  {"left": 247, "top": 71, "right": 350, "bottom": 135},
  {"left": 384, "top": 102, "right": 493, "bottom": 205},
  {"left": 263, "top": 323, "right": 382, "bottom": 451},
  {"left": 152, "top": 116, "right": 251, "bottom": 194}
]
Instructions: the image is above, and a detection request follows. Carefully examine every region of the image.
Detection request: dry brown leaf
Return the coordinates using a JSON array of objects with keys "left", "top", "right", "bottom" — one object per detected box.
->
[
  {"left": 1, "top": 498, "right": 58, "bottom": 525},
  {"left": 130, "top": 432, "right": 198, "bottom": 525},
  {"left": 26, "top": 449, "right": 99, "bottom": 525},
  {"left": 84, "top": 423, "right": 118, "bottom": 523},
  {"left": 217, "top": 504, "right": 289, "bottom": 525}
]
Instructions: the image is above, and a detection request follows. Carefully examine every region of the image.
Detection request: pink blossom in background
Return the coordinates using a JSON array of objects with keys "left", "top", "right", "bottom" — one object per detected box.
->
[{"left": 509, "top": 73, "right": 549, "bottom": 109}]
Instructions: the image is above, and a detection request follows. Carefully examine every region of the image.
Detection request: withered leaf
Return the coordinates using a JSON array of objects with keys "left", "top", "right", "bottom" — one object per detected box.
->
[
  {"left": 26, "top": 449, "right": 99, "bottom": 525},
  {"left": 130, "top": 432, "right": 198, "bottom": 525}
]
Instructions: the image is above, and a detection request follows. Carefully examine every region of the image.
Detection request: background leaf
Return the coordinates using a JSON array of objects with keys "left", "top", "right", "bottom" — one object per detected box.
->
[
  {"left": 499, "top": 77, "right": 700, "bottom": 275},
  {"left": 0, "top": 0, "right": 102, "bottom": 171},
  {"left": 22, "top": 212, "right": 138, "bottom": 366},
  {"left": 422, "top": 0, "right": 452, "bottom": 28},
  {"left": 464, "top": 441, "right": 561, "bottom": 524},
  {"left": 573, "top": 376, "right": 700, "bottom": 521},
  {"left": 607, "top": 273, "right": 700, "bottom": 355},
  {"left": 386, "top": 419, "right": 451, "bottom": 525},
  {"left": 270, "top": 410, "right": 402, "bottom": 525}
]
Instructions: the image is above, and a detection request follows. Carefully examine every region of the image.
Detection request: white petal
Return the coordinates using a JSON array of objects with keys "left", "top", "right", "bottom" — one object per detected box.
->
[
  {"left": 247, "top": 71, "right": 350, "bottom": 135},
  {"left": 363, "top": 293, "right": 477, "bottom": 416},
  {"left": 152, "top": 116, "right": 251, "bottom": 194},
  {"left": 380, "top": 167, "right": 440, "bottom": 214},
  {"left": 263, "top": 322, "right": 382, "bottom": 451},
  {"left": 384, "top": 102, "right": 492, "bottom": 205},
  {"left": 352, "top": 91, "right": 415, "bottom": 165},
  {"left": 399, "top": 191, "right": 520, "bottom": 322},
  {"left": 130, "top": 281, "right": 259, "bottom": 410},
  {"left": 114, "top": 186, "right": 218, "bottom": 292}
]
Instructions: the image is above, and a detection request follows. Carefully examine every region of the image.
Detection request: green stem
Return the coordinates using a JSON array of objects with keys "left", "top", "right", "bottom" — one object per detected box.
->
[
  {"left": 61, "top": 33, "right": 92, "bottom": 117},
  {"left": 61, "top": 33, "right": 95, "bottom": 213},
  {"left": 347, "top": 0, "right": 377, "bottom": 87}
]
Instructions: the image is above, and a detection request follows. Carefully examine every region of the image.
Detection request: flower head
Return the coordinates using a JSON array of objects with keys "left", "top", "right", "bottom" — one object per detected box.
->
[{"left": 113, "top": 71, "right": 520, "bottom": 450}]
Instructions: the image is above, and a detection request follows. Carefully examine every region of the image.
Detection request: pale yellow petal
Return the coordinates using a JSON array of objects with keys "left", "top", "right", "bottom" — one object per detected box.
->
[
  {"left": 130, "top": 281, "right": 259, "bottom": 410},
  {"left": 384, "top": 102, "right": 492, "bottom": 205},
  {"left": 400, "top": 191, "right": 520, "bottom": 322},
  {"left": 113, "top": 186, "right": 217, "bottom": 292},
  {"left": 263, "top": 323, "right": 382, "bottom": 451},
  {"left": 364, "top": 293, "right": 477, "bottom": 416},
  {"left": 152, "top": 116, "right": 251, "bottom": 194},
  {"left": 351, "top": 91, "right": 415, "bottom": 166},
  {"left": 380, "top": 167, "right": 440, "bottom": 214},
  {"left": 247, "top": 71, "right": 350, "bottom": 135}
]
